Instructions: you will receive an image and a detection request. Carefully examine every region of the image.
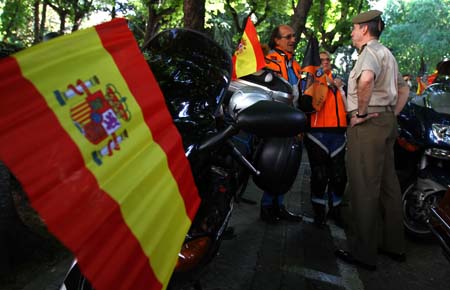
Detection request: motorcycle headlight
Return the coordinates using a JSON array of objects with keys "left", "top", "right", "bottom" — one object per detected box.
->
[{"left": 431, "top": 123, "right": 450, "bottom": 144}]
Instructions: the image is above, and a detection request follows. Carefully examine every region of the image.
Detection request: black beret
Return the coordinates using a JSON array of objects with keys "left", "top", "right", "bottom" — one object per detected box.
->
[{"left": 352, "top": 10, "right": 382, "bottom": 24}]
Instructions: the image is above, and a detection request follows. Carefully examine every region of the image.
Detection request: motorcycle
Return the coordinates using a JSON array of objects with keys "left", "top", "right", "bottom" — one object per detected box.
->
[
  {"left": 395, "top": 79, "right": 450, "bottom": 238},
  {"left": 428, "top": 187, "right": 450, "bottom": 262},
  {"left": 60, "top": 28, "right": 306, "bottom": 290}
]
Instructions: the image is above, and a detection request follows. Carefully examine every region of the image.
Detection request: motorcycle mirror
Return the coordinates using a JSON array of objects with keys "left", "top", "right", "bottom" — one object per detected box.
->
[{"left": 235, "top": 100, "right": 306, "bottom": 137}]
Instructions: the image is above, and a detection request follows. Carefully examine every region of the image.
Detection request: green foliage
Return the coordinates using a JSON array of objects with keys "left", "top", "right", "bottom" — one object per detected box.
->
[
  {"left": 305, "top": 0, "right": 370, "bottom": 51},
  {"left": 125, "top": 0, "right": 152, "bottom": 42},
  {"left": 256, "top": 3, "right": 291, "bottom": 44},
  {"left": 0, "top": 41, "right": 25, "bottom": 58},
  {"left": 206, "top": 10, "right": 235, "bottom": 55},
  {"left": 3, "top": 0, "right": 447, "bottom": 84},
  {"left": 206, "top": 0, "right": 292, "bottom": 56},
  {"left": 382, "top": 0, "right": 450, "bottom": 76},
  {"left": 0, "top": 0, "right": 34, "bottom": 46},
  {"left": 126, "top": 0, "right": 184, "bottom": 46}
]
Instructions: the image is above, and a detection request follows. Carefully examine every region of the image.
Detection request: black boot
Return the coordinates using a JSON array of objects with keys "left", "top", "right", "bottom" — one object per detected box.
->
[
  {"left": 260, "top": 206, "right": 280, "bottom": 223},
  {"left": 312, "top": 203, "right": 326, "bottom": 228},
  {"left": 272, "top": 196, "right": 302, "bottom": 222},
  {"left": 277, "top": 205, "right": 303, "bottom": 222},
  {"left": 328, "top": 206, "right": 345, "bottom": 228}
]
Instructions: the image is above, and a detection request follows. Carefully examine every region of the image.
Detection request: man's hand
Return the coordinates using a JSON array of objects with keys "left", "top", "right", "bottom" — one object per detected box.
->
[
  {"left": 334, "top": 77, "right": 344, "bottom": 88},
  {"left": 350, "top": 112, "right": 379, "bottom": 127}
]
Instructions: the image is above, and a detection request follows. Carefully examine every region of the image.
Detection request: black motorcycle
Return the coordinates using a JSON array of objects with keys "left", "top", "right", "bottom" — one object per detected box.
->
[
  {"left": 61, "top": 28, "right": 306, "bottom": 290},
  {"left": 395, "top": 80, "right": 450, "bottom": 238}
]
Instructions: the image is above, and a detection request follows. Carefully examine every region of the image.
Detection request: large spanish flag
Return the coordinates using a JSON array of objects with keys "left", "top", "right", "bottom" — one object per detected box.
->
[
  {"left": 231, "top": 17, "right": 265, "bottom": 80},
  {"left": 0, "top": 18, "right": 200, "bottom": 290}
]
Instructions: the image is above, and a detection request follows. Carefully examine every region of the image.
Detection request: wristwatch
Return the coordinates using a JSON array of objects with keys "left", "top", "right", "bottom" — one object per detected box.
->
[{"left": 356, "top": 112, "right": 368, "bottom": 118}]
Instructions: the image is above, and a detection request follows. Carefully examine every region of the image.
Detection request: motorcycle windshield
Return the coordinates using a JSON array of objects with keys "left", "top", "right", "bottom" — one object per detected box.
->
[{"left": 142, "top": 29, "right": 232, "bottom": 147}]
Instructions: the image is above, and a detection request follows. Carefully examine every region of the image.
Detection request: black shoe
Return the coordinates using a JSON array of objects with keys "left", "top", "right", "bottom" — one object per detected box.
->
[
  {"left": 260, "top": 206, "right": 280, "bottom": 223},
  {"left": 277, "top": 206, "right": 303, "bottom": 222},
  {"left": 334, "top": 249, "right": 377, "bottom": 271},
  {"left": 378, "top": 249, "right": 406, "bottom": 262},
  {"left": 328, "top": 207, "right": 346, "bottom": 228},
  {"left": 312, "top": 203, "right": 326, "bottom": 227},
  {"left": 313, "top": 216, "right": 326, "bottom": 228}
]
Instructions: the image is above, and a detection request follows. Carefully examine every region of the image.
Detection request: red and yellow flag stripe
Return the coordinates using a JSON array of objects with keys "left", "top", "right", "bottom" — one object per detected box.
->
[
  {"left": 232, "top": 17, "right": 266, "bottom": 79},
  {"left": 416, "top": 76, "right": 427, "bottom": 95},
  {"left": 0, "top": 18, "right": 200, "bottom": 290}
]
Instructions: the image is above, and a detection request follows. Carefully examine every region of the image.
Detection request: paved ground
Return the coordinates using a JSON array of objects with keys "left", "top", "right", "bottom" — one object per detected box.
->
[
  {"left": 199, "top": 152, "right": 450, "bottom": 290},
  {"left": 1, "top": 152, "right": 449, "bottom": 290}
]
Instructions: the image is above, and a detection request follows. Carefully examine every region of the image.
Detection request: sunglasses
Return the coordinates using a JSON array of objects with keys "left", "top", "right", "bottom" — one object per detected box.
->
[
  {"left": 320, "top": 58, "right": 331, "bottom": 61},
  {"left": 279, "top": 33, "right": 295, "bottom": 39}
]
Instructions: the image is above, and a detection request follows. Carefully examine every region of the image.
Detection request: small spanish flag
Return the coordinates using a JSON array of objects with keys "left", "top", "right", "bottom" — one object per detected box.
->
[
  {"left": 231, "top": 17, "right": 266, "bottom": 80},
  {"left": 416, "top": 76, "right": 427, "bottom": 95},
  {"left": 0, "top": 18, "right": 200, "bottom": 290},
  {"left": 427, "top": 71, "right": 438, "bottom": 85}
]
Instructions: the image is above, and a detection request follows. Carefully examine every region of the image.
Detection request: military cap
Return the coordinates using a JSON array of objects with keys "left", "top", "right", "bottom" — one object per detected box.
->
[{"left": 352, "top": 10, "right": 382, "bottom": 24}]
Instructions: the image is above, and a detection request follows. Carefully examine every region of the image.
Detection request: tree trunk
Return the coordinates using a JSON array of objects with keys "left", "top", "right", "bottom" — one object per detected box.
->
[
  {"left": 291, "top": 0, "right": 313, "bottom": 40},
  {"left": 47, "top": 2, "right": 68, "bottom": 34},
  {"left": 111, "top": 0, "right": 116, "bottom": 19},
  {"left": 143, "top": 1, "right": 175, "bottom": 47},
  {"left": 59, "top": 12, "right": 66, "bottom": 33},
  {"left": 183, "top": 0, "right": 206, "bottom": 32},
  {"left": 40, "top": 2, "right": 47, "bottom": 41},
  {"left": 143, "top": 2, "right": 162, "bottom": 47},
  {"left": 71, "top": 0, "right": 94, "bottom": 32},
  {"left": 33, "top": 0, "right": 41, "bottom": 44}
]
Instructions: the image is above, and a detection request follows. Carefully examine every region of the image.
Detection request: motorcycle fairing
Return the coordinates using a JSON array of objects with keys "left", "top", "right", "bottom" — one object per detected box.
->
[{"left": 398, "top": 102, "right": 450, "bottom": 149}]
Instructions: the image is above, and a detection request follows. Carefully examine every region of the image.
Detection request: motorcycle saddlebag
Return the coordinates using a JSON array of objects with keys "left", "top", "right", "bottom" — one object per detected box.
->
[{"left": 253, "top": 136, "right": 302, "bottom": 195}]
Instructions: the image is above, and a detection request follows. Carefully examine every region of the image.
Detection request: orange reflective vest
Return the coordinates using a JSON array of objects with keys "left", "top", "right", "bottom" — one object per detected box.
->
[
  {"left": 309, "top": 71, "right": 347, "bottom": 129},
  {"left": 265, "top": 48, "right": 301, "bottom": 83}
]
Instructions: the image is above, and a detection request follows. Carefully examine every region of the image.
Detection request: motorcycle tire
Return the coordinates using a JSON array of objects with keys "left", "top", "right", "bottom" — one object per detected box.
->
[{"left": 402, "top": 182, "right": 444, "bottom": 239}]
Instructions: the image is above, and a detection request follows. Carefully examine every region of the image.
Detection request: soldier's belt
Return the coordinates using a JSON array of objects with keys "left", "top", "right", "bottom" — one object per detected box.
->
[{"left": 349, "top": 106, "right": 394, "bottom": 116}]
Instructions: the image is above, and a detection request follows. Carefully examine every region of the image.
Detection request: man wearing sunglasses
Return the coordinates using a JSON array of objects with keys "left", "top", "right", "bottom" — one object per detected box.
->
[
  {"left": 265, "top": 25, "right": 301, "bottom": 87},
  {"left": 259, "top": 24, "right": 303, "bottom": 223}
]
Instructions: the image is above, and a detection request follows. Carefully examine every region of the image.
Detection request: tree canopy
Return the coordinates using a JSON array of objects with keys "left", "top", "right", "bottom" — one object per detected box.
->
[
  {"left": 381, "top": 0, "right": 450, "bottom": 76},
  {"left": 0, "top": 0, "right": 448, "bottom": 79}
]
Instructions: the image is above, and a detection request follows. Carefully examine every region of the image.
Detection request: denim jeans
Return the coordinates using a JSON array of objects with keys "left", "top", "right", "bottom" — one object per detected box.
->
[{"left": 261, "top": 192, "right": 284, "bottom": 207}]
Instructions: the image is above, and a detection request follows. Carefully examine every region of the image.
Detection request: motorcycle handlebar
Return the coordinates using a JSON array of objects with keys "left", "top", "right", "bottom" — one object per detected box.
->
[{"left": 197, "top": 125, "right": 238, "bottom": 151}]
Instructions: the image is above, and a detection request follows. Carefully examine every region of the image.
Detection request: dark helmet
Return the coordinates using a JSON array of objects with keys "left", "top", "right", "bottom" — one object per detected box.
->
[{"left": 253, "top": 136, "right": 302, "bottom": 195}]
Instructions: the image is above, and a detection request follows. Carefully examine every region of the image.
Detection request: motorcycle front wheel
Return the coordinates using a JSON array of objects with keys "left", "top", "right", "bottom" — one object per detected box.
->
[{"left": 402, "top": 182, "right": 444, "bottom": 239}]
